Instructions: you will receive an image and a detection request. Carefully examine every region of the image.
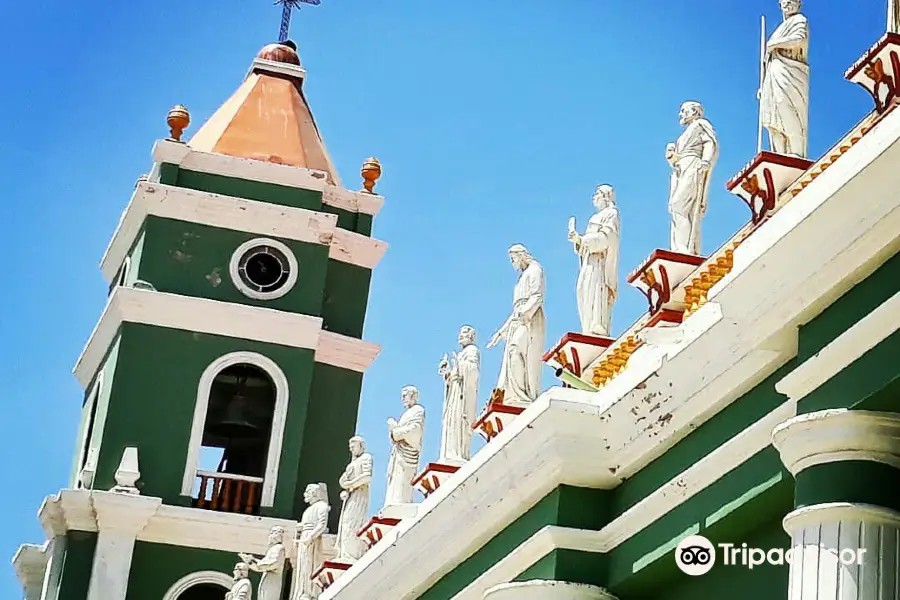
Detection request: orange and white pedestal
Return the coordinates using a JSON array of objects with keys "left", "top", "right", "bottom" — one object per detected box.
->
[
  {"left": 357, "top": 516, "right": 400, "bottom": 549},
  {"left": 726, "top": 151, "right": 813, "bottom": 225},
  {"left": 472, "top": 390, "right": 527, "bottom": 442},
  {"left": 543, "top": 333, "right": 615, "bottom": 379},
  {"left": 313, "top": 560, "right": 352, "bottom": 590},
  {"left": 627, "top": 249, "right": 706, "bottom": 315},
  {"left": 845, "top": 32, "right": 900, "bottom": 114},
  {"left": 356, "top": 503, "right": 418, "bottom": 549},
  {"left": 412, "top": 462, "right": 461, "bottom": 498}
]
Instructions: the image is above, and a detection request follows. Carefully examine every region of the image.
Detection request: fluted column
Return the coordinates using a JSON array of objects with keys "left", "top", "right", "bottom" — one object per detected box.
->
[
  {"left": 484, "top": 580, "right": 617, "bottom": 600},
  {"left": 773, "top": 409, "right": 900, "bottom": 600}
]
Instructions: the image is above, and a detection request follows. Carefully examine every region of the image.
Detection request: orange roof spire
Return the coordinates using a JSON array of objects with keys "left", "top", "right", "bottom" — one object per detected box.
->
[{"left": 188, "top": 41, "right": 341, "bottom": 185}]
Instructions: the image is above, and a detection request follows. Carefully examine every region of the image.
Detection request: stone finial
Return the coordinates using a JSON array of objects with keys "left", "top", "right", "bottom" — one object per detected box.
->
[
  {"left": 167, "top": 104, "right": 190, "bottom": 142},
  {"left": 111, "top": 447, "right": 141, "bottom": 494},
  {"left": 361, "top": 157, "right": 382, "bottom": 194}
]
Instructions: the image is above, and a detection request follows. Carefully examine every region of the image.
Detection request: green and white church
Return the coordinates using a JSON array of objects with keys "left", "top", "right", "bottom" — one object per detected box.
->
[{"left": 13, "top": 3, "right": 900, "bottom": 600}]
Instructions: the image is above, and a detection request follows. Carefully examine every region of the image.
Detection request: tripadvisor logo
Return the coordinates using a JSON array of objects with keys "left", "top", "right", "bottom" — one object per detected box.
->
[{"left": 675, "top": 534, "right": 867, "bottom": 576}]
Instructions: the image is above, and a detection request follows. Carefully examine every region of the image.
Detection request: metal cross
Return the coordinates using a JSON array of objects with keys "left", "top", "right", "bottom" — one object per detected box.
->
[{"left": 274, "top": 0, "right": 321, "bottom": 42}]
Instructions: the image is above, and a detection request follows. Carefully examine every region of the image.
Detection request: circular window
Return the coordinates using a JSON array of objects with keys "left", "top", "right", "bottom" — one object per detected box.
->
[{"left": 229, "top": 238, "right": 298, "bottom": 300}]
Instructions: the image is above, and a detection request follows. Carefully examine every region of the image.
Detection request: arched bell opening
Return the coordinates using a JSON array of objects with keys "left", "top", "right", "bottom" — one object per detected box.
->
[
  {"left": 177, "top": 583, "right": 229, "bottom": 600},
  {"left": 182, "top": 352, "right": 290, "bottom": 514}
]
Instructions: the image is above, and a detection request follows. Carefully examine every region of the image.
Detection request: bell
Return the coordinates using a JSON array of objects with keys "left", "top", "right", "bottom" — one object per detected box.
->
[{"left": 205, "top": 394, "right": 261, "bottom": 441}]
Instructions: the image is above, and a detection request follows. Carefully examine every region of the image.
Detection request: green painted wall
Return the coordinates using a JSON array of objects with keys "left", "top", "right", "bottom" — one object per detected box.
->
[
  {"left": 321, "top": 261, "right": 372, "bottom": 338},
  {"left": 295, "top": 362, "right": 365, "bottom": 528},
  {"left": 418, "top": 486, "right": 610, "bottom": 600},
  {"left": 126, "top": 542, "right": 238, "bottom": 600},
  {"left": 71, "top": 337, "right": 121, "bottom": 486},
  {"left": 92, "top": 324, "right": 317, "bottom": 518},
  {"left": 623, "top": 515, "right": 790, "bottom": 600},
  {"left": 56, "top": 532, "right": 96, "bottom": 600},
  {"left": 135, "top": 217, "right": 329, "bottom": 317}
]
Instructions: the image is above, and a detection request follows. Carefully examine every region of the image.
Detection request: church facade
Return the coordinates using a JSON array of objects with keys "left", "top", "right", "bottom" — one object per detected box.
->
[{"left": 13, "top": 6, "right": 900, "bottom": 600}]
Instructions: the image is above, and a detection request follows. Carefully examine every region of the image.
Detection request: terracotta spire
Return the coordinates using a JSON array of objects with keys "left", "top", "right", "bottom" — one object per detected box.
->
[{"left": 187, "top": 42, "right": 340, "bottom": 185}]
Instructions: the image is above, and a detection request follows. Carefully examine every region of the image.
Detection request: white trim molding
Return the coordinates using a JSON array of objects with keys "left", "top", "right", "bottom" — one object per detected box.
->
[
  {"left": 12, "top": 543, "right": 48, "bottom": 600},
  {"left": 152, "top": 140, "right": 384, "bottom": 216},
  {"left": 783, "top": 502, "right": 900, "bottom": 534},
  {"left": 181, "top": 351, "right": 290, "bottom": 507},
  {"left": 776, "top": 289, "right": 900, "bottom": 402},
  {"left": 100, "top": 181, "right": 337, "bottom": 282},
  {"left": 73, "top": 287, "right": 381, "bottom": 389},
  {"left": 162, "top": 570, "right": 233, "bottom": 600},
  {"left": 73, "top": 287, "right": 322, "bottom": 389},
  {"left": 38, "top": 489, "right": 299, "bottom": 556},
  {"left": 229, "top": 238, "right": 300, "bottom": 301},
  {"left": 772, "top": 409, "right": 900, "bottom": 474}
]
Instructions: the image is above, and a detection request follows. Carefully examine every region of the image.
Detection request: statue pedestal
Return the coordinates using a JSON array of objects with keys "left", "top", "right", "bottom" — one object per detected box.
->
[
  {"left": 357, "top": 516, "right": 400, "bottom": 549},
  {"left": 472, "top": 390, "right": 527, "bottom": 442},
  {"left": 845, "top": 32, "right": 900, "bottom": 114},
  {"left": 627, "top": 249, "right": 706, "bottom": 315},
  {"left": 726, "top": 151, "right": 813, "bottom": 225},
  {"left": 313, "top": 560, "right": 352, "bottom": 590},
  {"left": 412, "top": 462, "right": 461, "bottom": 498},
  {"left": 543, "top": 333, "right": 615, "bottom": 384}
]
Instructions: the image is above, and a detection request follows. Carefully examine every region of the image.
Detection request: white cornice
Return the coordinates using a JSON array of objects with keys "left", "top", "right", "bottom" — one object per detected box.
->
[
  {"left": 72, "top": 287, "right": 381, "bottom": 389},
  {"left": 322, "top": 94, "right": 900, "bottom": 600},
  {"left": 776, "top": 289, "right": 900, "bottom": 402},
  {"left": 151, "top": 140, "right": 383, "bottom": 216},
  {"left": 100, "top": 182, "right": 387, "bottom": 282},
  {"left": 37, "top": 489, "right": 299, "bottom": 556},
  {"left": 12, "top": 543, "right": 48, "bottom": 597},
  {"left": 247, "top": 57, "right": 307, "bottom": 81},
  {"left": 772, "top": 409, "right": 900, "bottom": 474}
]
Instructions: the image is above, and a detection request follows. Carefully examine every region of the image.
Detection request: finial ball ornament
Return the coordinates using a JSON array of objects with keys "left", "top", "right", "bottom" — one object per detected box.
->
[
  {"left": 256, "top": 42, "right": 302, "bottom": 65},
  {"left": 361, "top": 157, "right": 382, "bottom": 194},
  {"left": 166, "top": 105, "right": 190, "bottom": 142}
]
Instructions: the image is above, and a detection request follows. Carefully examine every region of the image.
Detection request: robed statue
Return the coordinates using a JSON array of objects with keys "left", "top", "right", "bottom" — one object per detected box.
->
[
  {"left": 437, "top": 326, "right": 481, "bottom": 464},
  {"left": 237, "top": 527, "right": 286, "bottom": 600},
  {"left": 385, "top": 386, "right": 425, "bottom": 506},
  {"left": 291, "top": 483, "right": 330, "bottom": 600},
  {"left": 760, "top": 0, "right": 809, "bottom": 157},
  {"left": 226, "top": 563, "right": 252, "bottom": 600},
  {"left": 666, "top": 102, "right": 718, "bottom": 256},
  {"left": 487, "top": 245, "right": 546, "bottom": 404},
  {"left": 568, "top": 185, "right": 620, "bottom": 336},
  {"left": 335, "top": 436, "right": 373, "bottom": 563}
]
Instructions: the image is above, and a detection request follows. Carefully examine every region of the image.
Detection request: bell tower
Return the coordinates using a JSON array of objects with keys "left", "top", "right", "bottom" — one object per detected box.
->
[{"left": 13, "top": 42, "right": 387, "bottom": 600}]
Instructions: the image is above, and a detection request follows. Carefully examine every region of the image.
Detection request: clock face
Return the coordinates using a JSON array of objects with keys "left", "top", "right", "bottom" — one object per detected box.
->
[
  {"left": 229, "top": 238, "right": 299, "bottom": 300},
  {"left": 237, "top": 245, "right": 291, "bottom": 293}
]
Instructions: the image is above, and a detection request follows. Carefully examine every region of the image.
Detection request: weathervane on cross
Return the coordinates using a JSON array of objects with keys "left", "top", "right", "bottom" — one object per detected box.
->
[{"left": 274, "top": 0, "right": 321, "bottom": 42}]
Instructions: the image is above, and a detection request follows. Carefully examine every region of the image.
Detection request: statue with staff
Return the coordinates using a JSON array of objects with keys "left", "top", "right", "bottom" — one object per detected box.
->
[{"left": 758, "top": 0, "right": 810, "bottom": 158}]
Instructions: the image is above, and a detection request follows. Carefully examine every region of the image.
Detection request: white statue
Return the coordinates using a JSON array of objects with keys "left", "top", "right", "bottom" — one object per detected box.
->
[
  {"left": 760, "top": 0, "right": 809, "bottom": 157},
  {"left": 568, "top": 186, "right": 620, "bottom": 336},
  {"left": 238, "top": 527, "right": 286, "bottom": 600},
  {"left": 226, "top": 563, "right": 252, "bottom": 600},
  {"left": 385, "top": 386, "right": 426, "bottom": 506},
  {"left": 335, "top": 436, "right": 373, "bottom": 562},
  {"left": 890, "top": 0, "right": 900, "bottom": 33},
  {"left": 487, "top": 245, "right": 546, "bottom": 404},
  {"left": 292, "top": 483, "right": 330, "bottom": 600},
  {"left": 666, "top": 102, "right": 719, "bottom": 256},
  {"left": 437, "top": 326, "right": 481, "bottom": 464}
]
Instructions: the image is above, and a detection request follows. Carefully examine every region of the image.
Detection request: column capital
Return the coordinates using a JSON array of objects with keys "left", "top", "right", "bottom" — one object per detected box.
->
[
  {"left": 90, "top": 491, "right": 161, "bottom": 536},
  {"left": 772, "top": 409, "right": 900, "bottom": 475},
  {"left": 484, "top": 581, "right": 617, "bottom": 600}
]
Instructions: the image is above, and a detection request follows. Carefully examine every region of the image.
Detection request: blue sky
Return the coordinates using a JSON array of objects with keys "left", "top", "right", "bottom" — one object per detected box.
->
[{"left": 0, "top": 0, "right": 887, "bottom": 595}]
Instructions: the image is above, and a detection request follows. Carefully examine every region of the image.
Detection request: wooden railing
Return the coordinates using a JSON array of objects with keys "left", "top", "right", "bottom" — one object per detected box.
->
[{"left": 194, "top": 471, "right": 263, "bottom": 515}]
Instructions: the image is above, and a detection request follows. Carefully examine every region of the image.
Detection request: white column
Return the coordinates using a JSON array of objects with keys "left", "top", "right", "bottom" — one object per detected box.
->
[
  {"left": 773, "top": 409, "right": 900, "bottom": 600},
  {"left": 87, "top": 492, "right": 161, "bottom": 600},
  {"left": 783, "top": 503, "right": 900, "bottom": 600},
  {"left": 484, "top": 581, "right": 617, "bottom": 600}
]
